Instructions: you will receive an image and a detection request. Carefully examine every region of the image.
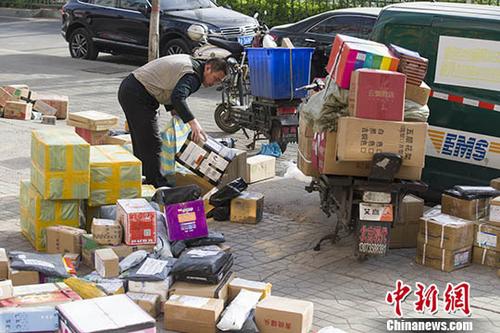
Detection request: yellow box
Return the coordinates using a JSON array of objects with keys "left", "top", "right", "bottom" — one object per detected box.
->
[
  {"left": 89, "top": 145, "right": 142, "bottom": 207},
  {"left": 20, "top": 180, "right": 80, "bottom": 251},
  {"left": 31, "top": 130, "right": 90, "bottom": 200}
]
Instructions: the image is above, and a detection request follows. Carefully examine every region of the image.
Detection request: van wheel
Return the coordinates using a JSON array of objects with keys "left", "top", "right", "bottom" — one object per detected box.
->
[
  {"left": 69, "top": 28, "right": 98, "bottom": 60},
  {"left": 162, "top": 39, "right": 190, "bottom": 56}
]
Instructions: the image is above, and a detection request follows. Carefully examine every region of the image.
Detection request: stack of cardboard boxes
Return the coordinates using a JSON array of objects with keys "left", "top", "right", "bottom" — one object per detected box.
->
[
  {"left": 389, "top": 195, "right": 424, "bottom": 249},
  {"left": 67, "top": 111, "right": 119, "bottom": 145},
  {"left": 299, "top": 34, "right": 430, "bottom": 181}
]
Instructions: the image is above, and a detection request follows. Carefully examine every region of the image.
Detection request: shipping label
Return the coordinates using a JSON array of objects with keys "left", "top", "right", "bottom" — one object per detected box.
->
[
  {"left": 453, "top": 250, "right": 471, "bottom": 267},
  {"left": 359, "top": 203, "right": 393, "bottom": 222},
  {"left": 136, "top": 258, "right": 167, "bottom": 275},
  {"left": 476, "top": 231, "right": 497, "bottom": 248}
]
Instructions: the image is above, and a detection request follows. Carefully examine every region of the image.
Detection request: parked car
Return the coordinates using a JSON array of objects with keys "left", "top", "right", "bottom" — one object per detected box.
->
[
  {"left": 61, "top": 0, "right": 258, "bottom": 60},
  {"left": 270, "top": 7, "right": 381, "bottom": 78}
]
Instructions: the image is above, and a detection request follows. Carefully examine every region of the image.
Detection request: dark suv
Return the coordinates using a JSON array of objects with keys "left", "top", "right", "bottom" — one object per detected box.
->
[{"left": 61, "top": 0, "right": 257, "bottom": 60}]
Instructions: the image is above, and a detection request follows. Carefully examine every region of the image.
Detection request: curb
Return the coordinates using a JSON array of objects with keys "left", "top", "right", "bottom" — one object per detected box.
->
[{"left": 0, "top": 7, "right": 60, "bottom": 19}]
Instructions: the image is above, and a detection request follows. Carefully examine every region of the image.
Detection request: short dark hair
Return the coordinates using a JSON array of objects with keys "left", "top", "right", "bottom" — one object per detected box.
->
[{"left": 207, "top": 58, "right": 228, "bottom": 75}]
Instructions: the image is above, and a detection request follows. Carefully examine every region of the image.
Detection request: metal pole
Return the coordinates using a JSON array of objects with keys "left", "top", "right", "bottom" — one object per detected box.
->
[{"left": 148, "top": 0, "right": 160, "bottom": 62}]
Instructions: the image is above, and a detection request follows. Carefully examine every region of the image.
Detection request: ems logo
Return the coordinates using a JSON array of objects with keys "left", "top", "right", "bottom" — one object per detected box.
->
[{"left": 428, "top": 128, "right": 500, "bottom": 162}]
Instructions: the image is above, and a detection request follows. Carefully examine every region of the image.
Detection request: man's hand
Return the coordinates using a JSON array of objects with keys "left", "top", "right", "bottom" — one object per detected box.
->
[{"left": 188, "top": 118, "right": 207, "bottom": 144}]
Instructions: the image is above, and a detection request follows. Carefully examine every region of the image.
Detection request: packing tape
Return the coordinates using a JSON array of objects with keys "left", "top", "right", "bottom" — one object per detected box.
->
[
  {"left": 424, "top": 219, "right": 428, "bottom": 244},
  {"left": 482, "top": 248, "right": 487, "bottom": 265},
  {"left": 441, "top": 248, "right": 446, "bottom": 271},
  {"left": 422, "top": 243, "right": 426, "bottom": 265},
  {"left": 297, "top": 147, "right": 312, "bottom": 164},
  {"left": 440, "top": 223, "right": 445, "bottom": 249}
]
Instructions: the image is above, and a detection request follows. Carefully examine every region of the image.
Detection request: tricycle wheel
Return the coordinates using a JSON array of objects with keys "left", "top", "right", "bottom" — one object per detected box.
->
[
  {"left": 270, "top": 122, "right": 287, "bottom": 153},
  {"left": 214, "top": 103, "right": 240, "bottom": 134}
]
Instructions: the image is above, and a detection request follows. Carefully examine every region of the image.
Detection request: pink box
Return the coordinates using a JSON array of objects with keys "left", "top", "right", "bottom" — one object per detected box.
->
[
  {"left": 117, "top": 199, "right": 157, "bottom": 246},
  {"left": 349, "top": 69, "right": 406, "bottom": 121},
  {"left": 165, "top": 199, "right": 208, "bottom": 242}
]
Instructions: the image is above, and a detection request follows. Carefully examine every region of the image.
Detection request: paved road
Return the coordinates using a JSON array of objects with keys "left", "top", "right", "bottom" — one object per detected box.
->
[{"left": 1, "top": 16, "right": 500, "bottom": 333}]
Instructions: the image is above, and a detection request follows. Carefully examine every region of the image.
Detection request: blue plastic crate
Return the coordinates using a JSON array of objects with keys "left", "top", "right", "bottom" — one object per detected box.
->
[{"left": 246, "top": 47, "right": 315, "bottom": 100}]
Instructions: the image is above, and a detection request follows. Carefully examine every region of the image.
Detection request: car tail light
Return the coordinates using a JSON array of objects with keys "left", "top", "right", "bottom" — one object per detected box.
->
[{"left": 277, "top": 106, "right": 296, "bottom": 115}]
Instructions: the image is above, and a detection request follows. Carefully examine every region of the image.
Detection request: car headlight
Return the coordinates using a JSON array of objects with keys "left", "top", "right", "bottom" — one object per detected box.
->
[{"left": 187, "top": 24, "right": 207, "bottom": 42}]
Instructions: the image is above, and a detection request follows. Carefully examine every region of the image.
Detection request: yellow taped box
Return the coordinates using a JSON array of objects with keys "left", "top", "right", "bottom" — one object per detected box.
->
[
  {"left": 228, "top": 278, "right": 272, "bottom": 301},
  {"left": 165, "top": 295, "right": 224, "bottom": 333},
  {"left": 19, "top": 180, "right": 80, "bottom": 251},
  {"left": 230, "top": 191, "right": 264, "bottom": 224},
  {"left": 416, "top": 242, "right": 472, "bottom": 272},
  {"left": 89, "top": 145, "right": 142, "bottom": 207},
  {"left": 474, "top": 222, "right": 500, "bottom": 251},
  {"left": 418, "top": 214, "right": 474, "bottom": 251},
  {"left": 30, "top": 130, "right": 90, "bottom": 200},
  {"left": 441, "top": 193, "right": 489, "bottom": 221},
  {"left": 472, "top": 246, "right": 498, "bottom": 267}
]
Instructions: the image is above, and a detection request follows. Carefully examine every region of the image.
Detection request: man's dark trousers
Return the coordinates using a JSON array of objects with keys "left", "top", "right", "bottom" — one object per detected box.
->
[{"left": 118, "top": 74, "right": 167, "bottom": 188}]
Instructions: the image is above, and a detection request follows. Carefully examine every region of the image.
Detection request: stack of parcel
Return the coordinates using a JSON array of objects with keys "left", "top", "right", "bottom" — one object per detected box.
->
[{"left": 299, "top": 34, "right": 430, "bottom": 181}]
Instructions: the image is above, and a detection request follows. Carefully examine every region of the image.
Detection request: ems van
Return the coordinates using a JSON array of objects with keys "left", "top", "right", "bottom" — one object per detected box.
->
[{"left": 371, "top": 2, "right": 500, "bottom": 195}]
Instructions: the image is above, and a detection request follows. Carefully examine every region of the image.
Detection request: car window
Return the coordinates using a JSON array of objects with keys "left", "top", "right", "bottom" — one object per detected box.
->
[
  {"left": 308, "top": 16, "right": 359, "bottom": 36},
  {"left": 355, "top": 17, "right": 377, "bottom": 38},
  {"left": 120, "top": 0, "right": 147, "bottom": 11},
  {"left": 92, "top": 0, "right": 117, "bottom": 7}
]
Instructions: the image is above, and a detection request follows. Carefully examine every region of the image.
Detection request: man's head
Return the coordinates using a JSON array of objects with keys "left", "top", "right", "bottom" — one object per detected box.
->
[{"left": 203, "top": 58, "right": 228, "bottom": 87}]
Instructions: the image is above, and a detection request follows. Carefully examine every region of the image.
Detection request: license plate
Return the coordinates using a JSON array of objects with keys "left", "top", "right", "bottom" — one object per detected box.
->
[
  {"left": 358, "top": 221, "right": 390, "bottom": 255},
  {"left": 359, "top": 203, "right": 393, "bottom": 222},
  {"left": 363, "top": 191, "right": 391, "bottom": 204},
  {"left": 238, "top": 35, "right": 253, "bottom": 46}
]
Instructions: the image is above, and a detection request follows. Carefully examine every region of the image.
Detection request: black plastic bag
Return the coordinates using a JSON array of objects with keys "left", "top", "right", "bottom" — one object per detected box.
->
[
  {"left": 171, "top": 240, "right": 187, "bottom": 258},
  {"left": 452, "top": 186, "right": 500, "bottom": 199},
  {"left": 172, "top": 248, "right": 232, "bottom": 282},
  {"left": 185, "top": 231, "right": 225, "bottom": 247},
  {"left": 207, "top": 207, "right": 231, "bottom": 221},
  {"left": 9, "top": 251, "right": 69, "bottom": 278},
  {"left": 122, "top": 257, "right": 177, "bottom": 281},
  {"left": 152, "top": 185, "right": 202, "bottom": 207},
  {"left": 99, "top": 205, "right": 117, "bottom": 220},
  {"left": 209, "top": 178, "right": 248, "bottom": 207}
]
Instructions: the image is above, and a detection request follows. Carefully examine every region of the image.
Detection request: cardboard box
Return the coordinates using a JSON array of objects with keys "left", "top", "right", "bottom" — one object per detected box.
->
[
  {"left": 3, "top": 86, "right": 29, "bottom": 100},
  {"left": 45, "top": 225, "right": 86, "bottom": 255},
  {"left": 89, "top": 145, "right": 142, "bottom": 207},
  {"left": 57, "top": 294, "right": 156, "bottom": 333},
  {"left": 127, "top": 292, "right": 161, "bottom": 318},
  {"left": 175, "top": 171, "right": 215, "bottom": 196},
  {"left": 91, "top": 218, "right": 123, "bottom": 246},
  {"left": 298, "top": 133, "right": 318, "bottom": 178},
  {"left": 67, "top": 111, "right": 118, "bottom": 131},
  {"left": 490, "top": 196, "right": 500, "bottom": 223},
  {"left": 389, "top": 221, "right": 419, "bottom": 248},
  {"left": 35, "top": 94, "right": 69, "bottom": 119},
  {"left": 474, "top": 222, "right": 500, "bottom": 251},
  {"left": 8, "top": 269, "right": 40, "bottom": 287},
  {"left": 0, "top": 87, "right": 13, "bottom": 108},
  {"left": 176, "top": 138, "right": 237, "bottom": 186},
  {"left": 419, "top": 214, "right": 474, "bottom": 250},
  {"left": 491, "top": 178, "right": 500, "bottom": 190},
  {"left": 19, "top": 180, "right": 81, "bottom": 251},
  {"left": 299, "top": 115, "right": 314, "bottom": 139},
  {"left": 399, "top": 195, "right": 424, "bottom": 224},
  {"left": 128, "top": 277, "right": 173, "bottom": 303},
  {"left": 104, "top": 134, "right": 132, "bottom": 145},
  {"left": 169, "top": 272, "right": 235, "bottom": 304},
  {"left": 165, "top": 199, "right": 208, "bottom": 241},
  {"left": 164, "top": 295, "right": 224, "bottom": 333},
  {"left": 406, "top": 81, "right": 431, "bottom": 106},
  {"left": 95, "top": 248, "right": 119, "bottom": 278},
  {"left": 416, "top": 242, "right": 472, "bottom": 272},
  {"left": 111, "top": 243, "right": 155, "bottom": 261},
  {"left": 3, "top": 101, "right": 32, "bottom": 120},
  {"left": 326, "top": 34, "right": 399, "bottom": 89},
  {"left": 349, "top": 69, "right": 405, "bottom": 121},
  {"left": 312, "top": 131, "right": 422, "bottom": 180},
  {"left": 117, "top": 198, "right": 157, "bottom": 246},
  {"left": 0, "top": 306, "right": 59, "bottom": 332},
  {"left": 336, "top": 117, "right": 427, "bottom": 167},
  {"left": 246, "top": 155, "right": 276, "bottom": 183},
  {"left": 1, "top": 282, "right": 81, "bottom": 308},
  {"left": 441, "top": 193, "right": 489, "bottom": 221},
  {"left": 219, "top": 149, "right": 248, "bottom": 186},
  {"left": 255, "top": 296, "right": 314, "bottom": 333},
  {"left": 0, "top": 248, "right": 8, "bottom": 280},
  {"left": 472, "top": 246, "right": 498, "bottom": 267},
  {"left": 30, "top": 130, "right": 90, "bottom": 200},
  {"left": 230, "top": 192, "right": 264, "bottom": 224},
  {"left": 141, "top": 184, "right": 156, "bottom": 201},
  {"left": 33, "top": 99, "right": 57, "bottom": 116},
  {"left": 228, "top": 278, "right": 272, "bottom": 301},
  {"left": 0, "top": 280, "right": 13, "bottom": 300},
  {"left": 75, "top": 127, "right": 109, "bottom": 145}
]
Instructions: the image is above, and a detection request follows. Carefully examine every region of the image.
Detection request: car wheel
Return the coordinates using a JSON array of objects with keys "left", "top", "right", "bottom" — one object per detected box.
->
[
  {"left": 162, "top": 39, "right": 190, "bottom": 56},
  {"left": 69, "top": 28, "right": 98, "bottom": 60}
]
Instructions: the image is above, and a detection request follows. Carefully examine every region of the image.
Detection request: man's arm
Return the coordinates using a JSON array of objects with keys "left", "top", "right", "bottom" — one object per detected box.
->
[{"left": 170, "top": 73, "right": 202, "bottom": 123}]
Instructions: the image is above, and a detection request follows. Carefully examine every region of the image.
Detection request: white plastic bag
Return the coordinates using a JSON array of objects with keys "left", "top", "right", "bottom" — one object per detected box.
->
[
  {"left": 216, "top": 289, "right": 262, "bottom": 331},
  {"left": 318, "top": 327, "right": 348, "bottom": 333},
  {"left": 283, "top": 161, "right": 311, "bottom": 183}
]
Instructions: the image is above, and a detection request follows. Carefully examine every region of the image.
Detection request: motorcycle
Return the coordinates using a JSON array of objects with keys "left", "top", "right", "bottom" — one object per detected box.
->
[{"left": 192, "top": 13, "right": 301, "bottom": 153}]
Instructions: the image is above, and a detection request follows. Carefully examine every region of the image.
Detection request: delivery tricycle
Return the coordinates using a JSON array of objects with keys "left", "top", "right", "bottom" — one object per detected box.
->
[{"left": 306, "top": 153, "right": 427, "bottom": 260}]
